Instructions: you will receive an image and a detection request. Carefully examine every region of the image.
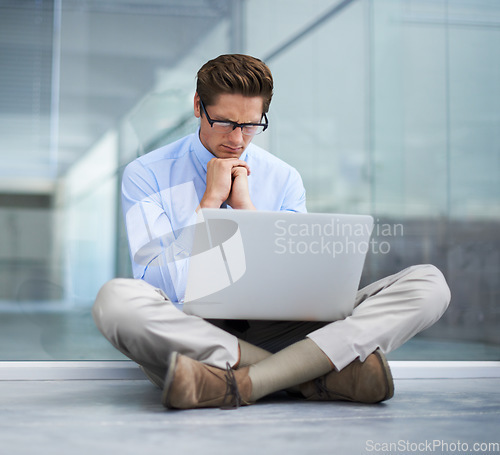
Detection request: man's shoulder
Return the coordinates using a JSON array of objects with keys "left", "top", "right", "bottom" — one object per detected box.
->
[{"left": 246, "top": 142, "right": 299, "bottom": 175}]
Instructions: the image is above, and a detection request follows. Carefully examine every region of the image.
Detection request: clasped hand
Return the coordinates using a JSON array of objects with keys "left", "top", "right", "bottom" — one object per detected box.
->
[{"left": 200, "top": 158, "right": 256, "bottom": 210}]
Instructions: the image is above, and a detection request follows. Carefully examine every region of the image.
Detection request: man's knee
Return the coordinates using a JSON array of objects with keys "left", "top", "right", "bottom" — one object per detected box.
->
[
  {"left": 93, "top": 278, "right": 129, "bottom": 333},
  {"left": 92, "top": 278, "right": 159, "bottom": 337},
  {"left": 412, "top": 264, "right": 451, "bottom": 322}
]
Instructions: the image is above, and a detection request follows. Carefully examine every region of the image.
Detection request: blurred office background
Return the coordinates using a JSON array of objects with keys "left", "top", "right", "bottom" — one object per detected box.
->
[{"left": 0, "top": 0, "right": 498, "bottom": 360}]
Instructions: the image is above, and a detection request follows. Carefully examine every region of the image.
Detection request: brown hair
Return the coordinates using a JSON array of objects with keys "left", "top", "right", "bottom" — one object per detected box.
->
[{"left": 196, "top": 54, "right": 274, "bottom": 113}]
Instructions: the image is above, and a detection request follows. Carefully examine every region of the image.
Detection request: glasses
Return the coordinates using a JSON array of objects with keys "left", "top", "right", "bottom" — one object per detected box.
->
[{"left": 199, "top": 99, "right": 268, "bottom": 136}]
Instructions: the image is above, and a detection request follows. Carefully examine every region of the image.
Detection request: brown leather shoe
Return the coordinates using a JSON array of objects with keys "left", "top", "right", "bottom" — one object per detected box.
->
[
  {"left": 162, "top": 352, "right": 253, "bottom": 409},
  {"left": 300, "top": 349, "right": 394, "bottom": 404}
]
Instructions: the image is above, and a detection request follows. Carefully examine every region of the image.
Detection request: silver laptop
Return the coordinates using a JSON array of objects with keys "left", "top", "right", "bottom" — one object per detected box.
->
[{"left": 182, "top": 209, "right": 373, "bottom": 321}]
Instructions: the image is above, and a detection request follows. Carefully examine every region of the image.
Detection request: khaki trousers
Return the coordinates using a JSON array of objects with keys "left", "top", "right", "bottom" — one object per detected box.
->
[{"left": 92, "top": 264, "right": 450, "bottom": 381}]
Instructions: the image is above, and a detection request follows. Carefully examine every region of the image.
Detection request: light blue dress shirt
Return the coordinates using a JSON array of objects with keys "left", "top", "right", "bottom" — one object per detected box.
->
[{"left": 122, "top": 129, "right": 306, "bottom": 302}]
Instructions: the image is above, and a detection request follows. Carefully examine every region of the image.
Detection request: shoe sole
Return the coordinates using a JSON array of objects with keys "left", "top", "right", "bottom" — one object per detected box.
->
[
  {"left": 161, "top": 351, "right": 180, "bottom": 409},
  {"left": 374, "top": 349, "right": 395, "bottom": 401}
]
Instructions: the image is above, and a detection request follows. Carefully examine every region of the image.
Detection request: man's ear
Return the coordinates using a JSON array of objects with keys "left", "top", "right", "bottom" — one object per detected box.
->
[{"left": 194, "top": 93, "right": 201, "bottom": 118}]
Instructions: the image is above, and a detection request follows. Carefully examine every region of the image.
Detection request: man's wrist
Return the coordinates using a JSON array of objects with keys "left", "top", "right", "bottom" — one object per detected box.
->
[
  {"left": 200, "top": 194, "right": 225, "bottom": 209},
  {"left": 230, "top": 200, "right": 256, "bottom": 210}
]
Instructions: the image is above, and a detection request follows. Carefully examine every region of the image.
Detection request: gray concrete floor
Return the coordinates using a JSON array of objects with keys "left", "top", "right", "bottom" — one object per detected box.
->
[{"left": 1, "top": 378, "right": 499, "bottom": 455}]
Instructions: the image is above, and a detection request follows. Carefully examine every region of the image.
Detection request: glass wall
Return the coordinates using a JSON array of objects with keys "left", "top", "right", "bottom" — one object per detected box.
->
[{"left": 0, "top": 0, "right": 498, "bottom": 361}]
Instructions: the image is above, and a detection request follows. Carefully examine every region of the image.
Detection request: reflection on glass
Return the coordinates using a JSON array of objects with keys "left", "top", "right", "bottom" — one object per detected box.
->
[{"left": 0, "top": 0, "right": 498, "bottom": 361}]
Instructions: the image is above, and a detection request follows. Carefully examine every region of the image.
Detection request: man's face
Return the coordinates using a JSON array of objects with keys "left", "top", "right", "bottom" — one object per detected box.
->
[{"left": 195, "top": 93, "right": 265, "bottom": 159}]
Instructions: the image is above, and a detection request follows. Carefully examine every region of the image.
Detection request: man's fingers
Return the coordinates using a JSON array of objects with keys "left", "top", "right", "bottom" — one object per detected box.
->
[
  {"left": 231, "top": 166, "right": 249, "bottom": 178},
  {"left": 234, "top": 159, "right": 250, "bottom": 172},
  {"left": 207, "top": 157, "right": 250, "bottom": 175}
]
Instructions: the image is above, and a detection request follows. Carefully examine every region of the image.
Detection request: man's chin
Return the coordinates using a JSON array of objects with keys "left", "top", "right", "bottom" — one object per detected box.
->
[{"left": 216, "top": 148, "right": 244, "bottom": 159}]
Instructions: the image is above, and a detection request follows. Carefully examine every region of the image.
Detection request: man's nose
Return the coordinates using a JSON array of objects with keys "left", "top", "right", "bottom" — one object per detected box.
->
[{"left": 227, "top": 126, "right": 244, "bottom": 143}]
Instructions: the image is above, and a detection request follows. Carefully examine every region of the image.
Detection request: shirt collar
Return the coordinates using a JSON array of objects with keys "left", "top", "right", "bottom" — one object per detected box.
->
[{"left": 192, "top": 128, "right": 249, "bottom": 173}]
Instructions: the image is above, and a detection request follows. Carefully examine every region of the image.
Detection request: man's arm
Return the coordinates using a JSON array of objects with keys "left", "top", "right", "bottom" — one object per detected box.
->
[
  {"left": 122, "top": 156, "right": 257, "bottom": 302},
  {"left": 280, "top": 167, "right": 307, "bottom": 213},
  {"left": 122, "top": 161, "right": 199, "bottom": 302}
]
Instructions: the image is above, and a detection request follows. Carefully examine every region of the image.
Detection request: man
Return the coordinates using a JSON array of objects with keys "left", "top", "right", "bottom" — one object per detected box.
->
[{"left": 93, "top": 54, "right": 451, "bottom": 409}]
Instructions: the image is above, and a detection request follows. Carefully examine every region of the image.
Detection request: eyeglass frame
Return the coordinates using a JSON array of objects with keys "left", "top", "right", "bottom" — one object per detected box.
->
[{"left": 199, "top": 98, "right": 269, "bottom": 136}]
